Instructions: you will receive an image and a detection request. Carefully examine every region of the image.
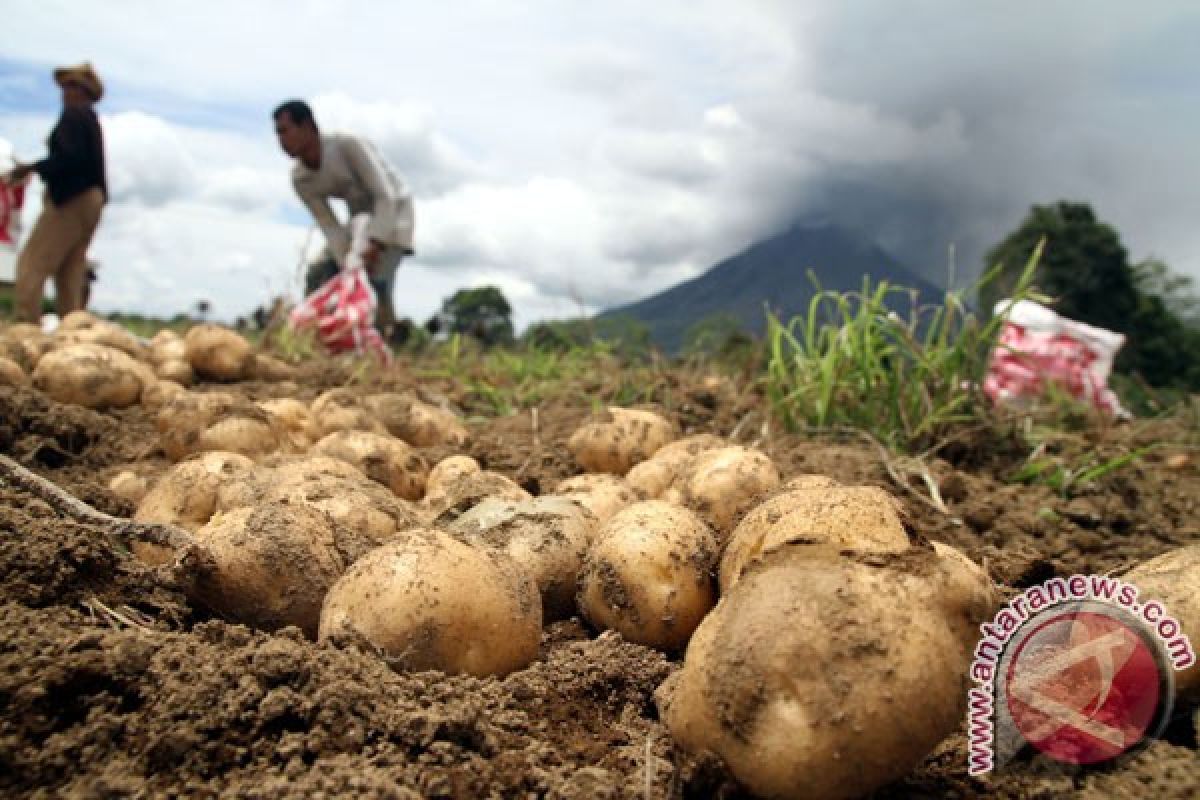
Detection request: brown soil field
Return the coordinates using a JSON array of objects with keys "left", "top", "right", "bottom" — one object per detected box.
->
[{"left": 1, "top": 358, "right": 1197, "bottom": 799}]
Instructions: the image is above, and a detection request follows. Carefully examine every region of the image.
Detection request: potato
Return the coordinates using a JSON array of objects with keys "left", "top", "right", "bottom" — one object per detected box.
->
[
  {"left": 423, "top": 470, "right": 531, "bottom": 523},
  {"left": 680, "top": 445, "right": 781, "bottom": 536},
  {"left": 719, "top": 485, "right": 913, "bottom": 592},
  {"left": 138, "top": 379, "right": 184, "bottom": 411},
  {"left": 781, "top": 473, "right": 841, "bottom": 492},
  {"left": 427, "top": 455, "right": 481, "bottom": 493},
  {"left": 400, "top": 401, "right": 470, "bottom": 448},
  {"left": 55, "top": 320, "right": 146, "bottom": 360},
  {"left": 133, "top": 451, "right": 255, "bottom": 565},
  {"left": 107, "top": 470, "right": 148, "bottom": 505},
  {"left": 567, "top": 407, "right": 675, "bottom": 474},
  {"left": 310, "top": 388, "right": 386, "bottom": 437},
  {"left": 552, "top": 473, "right": 639, "bottom": 525},
  {"left": 658, "top": 546, "right": 990, "bottom": 800},
  {"left": 252, "top": 353, "right": 298, "bottom": 381},
  {"left": 184, "top": 323, "right": 254, "bottom": 382},
  {"left": 624, "top": 433, "right": 726, "bottom": 498},
  {"left": 319, "top": 528, "right": 542, "bottom": 677},
  {"left": 1123, "top": 545, "right": 1200, "bottom": 702},
  {"left": 449, "top": 495, "right": 597, "bottom": 621},
  {"left": 191, "top": 501, "right": 366, "bottom": 638},
  {"left": 155, "top": 358, "right": 195, "bottom": 386},
  {"left": 0, "top": 356, "right": 27, "bottom": 387},
  {"left": 0, "top": 326, "right": 50, "bottom": 371},
  {"left": 58, "top": 310, "right": 101, "bottom": 331},
  {"left": 32, "top": 343, "right": 145, "bottom": 409},
  {"left": 577, "top": 501, "right": 718, "bottom": 651},
  {"left": 270, "top": 473, "right": 424, "bottom": 546},
  {"left": 312, "top": 430, "right": 428, "bottom": 501},
  {"left": 213, "top": 454, "right": 366, "bottom": 511},
  {"left": 158, "top": 392, "right": 282, "bottom": 461},
  {"left": 149, "top": 329, "right": 186, "bottom": 364},
  {"left": 258, "top": 397, "right": 316, "bottom": 451}
]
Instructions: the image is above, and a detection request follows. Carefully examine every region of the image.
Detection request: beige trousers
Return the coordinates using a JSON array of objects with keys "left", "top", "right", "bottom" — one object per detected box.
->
[{"left": 15, "top": 188, "right": 105, "bottom": 323}]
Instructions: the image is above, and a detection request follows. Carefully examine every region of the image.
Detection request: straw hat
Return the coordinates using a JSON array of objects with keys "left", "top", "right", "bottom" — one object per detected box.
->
[{"left": 53, "top": 62, "right": 103, "bottom": 102}]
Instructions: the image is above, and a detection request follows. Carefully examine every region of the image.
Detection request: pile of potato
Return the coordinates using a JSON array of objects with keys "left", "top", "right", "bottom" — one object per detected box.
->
[{"left": 6, "top": 316, "right": 1198, "bottom": 800}]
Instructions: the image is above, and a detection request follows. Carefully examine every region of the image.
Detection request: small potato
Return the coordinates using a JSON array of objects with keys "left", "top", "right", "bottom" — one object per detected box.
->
[
  {"left": 312, "top": 430, "right": 428, "bottom": 501},
  {"left": 552, "top": 473, "right": 639, "bottom": 525},
  {"left": 0, "top": 326, "right": 50, "bottom": 371},
  {"left": 310, "top": 388, "right": 386, "bottom": 437},
  {"left": 148, "top": 330, "right": 186, "bottom": 365},
  {"left": 184, "top": 324, "right": 255, "bottom": 382},
  {"left": 568, "top": 407, "right": 675, "bottom": 475},
  {"left": 625, "top": 433, "right": 725, "bottom": 498},
  {"left": 0, "top": 356, "right": 27, "bottom": 387},
  {"left": 1123, "top": 545, "right": 1200, "bottom": 702},
  {"left": 140, "top": 379, "right": 186, "bottom": 409},
  {"left": 319, "top": 528, "right": 542, "bottom": 677},
  {"left": 402, "top": 401, "right": 470, "bottom": 448},
  {"left": 107, "top": 470, "right": 148, "bottom": 505},
  {"left": 191, "top": 501, "right": 356, "bottom": 638},
  {"left": 32, "top": 343, "right": 145, "bottom": 409},
  {"left": 251, "top": 353, "right": 298, "bottom": 381},
  {"left": 258, "top": 397, "right": 316, "bottom": 451},
  {"left": 427, "top": 455, "right": 481, "bottom": 493},
  {"left": 578, "top": 501, "right": 718, "bottom": 651},
  {"left": 658, "top": 547, "right": 988, "bottom": 800},
  {"left": 680, "top": 445, "right": 781, "bottom": 536},
  {"left": 423, "top": 470, "right": 531, "bottom": 522},
  {"left": 155, "top": 359, "right": 195, "bottom": 386},
  {"left": 719, "top": 485, "right": 912, "bottom": 592},
  {"left": 56, "top": 320, "right": 146, "bottom": 360},
  {"left": 158, "top": 393, "right": 282, "bottom": 462},
  {"left": 450, "top": 495, "right": 597, "bottom": 620}
]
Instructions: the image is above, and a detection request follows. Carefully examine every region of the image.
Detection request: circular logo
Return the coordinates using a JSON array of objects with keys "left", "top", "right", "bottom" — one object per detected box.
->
[{"left": 1003, "top": 604, "right": 1173, "bottom": 765}]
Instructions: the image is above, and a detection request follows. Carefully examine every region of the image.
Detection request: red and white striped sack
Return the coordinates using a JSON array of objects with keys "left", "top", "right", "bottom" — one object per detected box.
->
[{"left": 983, "top": 299, "right": 1126, "bottom": 416}]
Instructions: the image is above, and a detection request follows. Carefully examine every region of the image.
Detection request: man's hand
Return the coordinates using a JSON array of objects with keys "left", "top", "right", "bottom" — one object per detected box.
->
[
  {"left": 3, "top": 163, "right": 33, "bottom": 185},
  {"left": 361, "top": 238, "right": 383, "bottom": 272}
]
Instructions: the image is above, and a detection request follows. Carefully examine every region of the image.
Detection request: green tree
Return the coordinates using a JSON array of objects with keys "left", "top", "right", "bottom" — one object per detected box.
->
[{"left": 429, "top": 286, "right": 514, "bottom": 346}]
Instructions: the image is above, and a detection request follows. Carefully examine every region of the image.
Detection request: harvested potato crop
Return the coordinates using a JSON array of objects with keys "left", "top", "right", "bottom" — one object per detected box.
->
[
  {"left": 780, "top": 474, "right": 841, "bottom": 492},
  {"left": 0, "top": 325, "right": 50, "bottom": 371},
  {"left": 310, "top": 388, "right": 386, "bottom": 437},
  {"left": 258, "top": 397, "right": 316, "bottom": 451},
  {"left": 449, "top": 495, "right": 597, "bottom": 620},
  {"left": 399, "top": 401, "right": 469, "bottom": 448},
  {"left": 658, "top": 546, "right": 993, "bottom": 800},
  {"left": 158, "top": 392, "right": 283, "bottom": 461},
  {"left": 184, "top": 324, "right": 255, "bottom": 382},
  {"left": 141, "top": 379, "right": 186, "bottom": 409},
  {"left": 1123, "top": 544, "right": 1200, "bottom": 702},
  {"left": 567, "top": 407, "right": 675, "bottom": 474},
  {"left": 426, "top": 455, "right": 481, "bottom": 493},
  {"left": 155, "top": 359, "right": 195, "bottom": 386},
  {"left": 251, "top": 353, "right": 298, "bottom": 382},
  {"left": 319, "top": 528, "right": 542, "bottom": 677},
  {"left": 578, "top": 501, "right": 718, "bottom": 652},
  {"left": 32, "top": 343, "right": 145, "bottom": 409},
  {"left": 624, "top": 433, "right": 725, "bottom": 498},
  {"left": 0, "top": 356, "right": 27, "bottom": 387},
  {"left": 312, "top": 430, "right": 428, "bottom": 501},
  {"left": 192, "top": 501, "right": 373, "bottom": 638},
  {"left": 719, "top": 485, "right": 912, "bottom": 592},
  {"left": 107, "top": 470, "right": 148, "bottom": 505},
  {"left": 54, "top": 320, "right": 147, "bottom": 360},
  {"left": 423, "top": 470, "right": 531, "bottom": 523},
  {"left": 148, "top": 329, "right": 186, "bottom": 363},
  {"left": 58, "top": 310, "right": 101, "bottom": 331},
  {"left": 552, "top": 473, "right": 639, "bottom": 525},
  {"left": 679, "top": 445, "right": 781, "bottom": 536}
]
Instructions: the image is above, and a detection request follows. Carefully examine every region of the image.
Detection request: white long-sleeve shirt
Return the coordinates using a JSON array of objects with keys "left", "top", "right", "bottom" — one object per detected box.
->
[{"left": 291, "top": 133, "right": 414, "bottom": 263}]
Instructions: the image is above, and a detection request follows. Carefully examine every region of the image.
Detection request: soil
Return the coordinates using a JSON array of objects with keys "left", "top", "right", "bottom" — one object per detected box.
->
[{"left": 1, "top": 374, "right": 1198, "bottom": 799}]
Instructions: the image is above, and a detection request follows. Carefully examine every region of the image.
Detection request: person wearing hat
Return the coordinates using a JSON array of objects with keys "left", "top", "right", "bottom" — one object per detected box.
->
[
  {"left": 5, "top": 63, "right": 107, "bottom": 323},
  {"left": 273, "top": 99, "right": 414, "bottom": 341}
]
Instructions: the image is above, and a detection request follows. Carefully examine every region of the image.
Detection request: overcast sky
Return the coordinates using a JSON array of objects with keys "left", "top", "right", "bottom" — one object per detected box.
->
[{"left": 2, "top": 1, "right": 1198, "bottom": 330}]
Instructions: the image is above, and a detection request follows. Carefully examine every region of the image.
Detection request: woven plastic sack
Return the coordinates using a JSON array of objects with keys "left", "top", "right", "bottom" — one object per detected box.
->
[
  {"left": 289, "top": 215, "right": 390, "bottom": 362},
  {"left": 984, "top": 299, "right": 1126, "bottom": 416}
]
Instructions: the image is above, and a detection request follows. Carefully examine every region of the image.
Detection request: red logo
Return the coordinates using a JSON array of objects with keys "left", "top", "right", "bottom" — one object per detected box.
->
[{"left": 1004, "top": 608, "right": 1170, "bottom": 765}]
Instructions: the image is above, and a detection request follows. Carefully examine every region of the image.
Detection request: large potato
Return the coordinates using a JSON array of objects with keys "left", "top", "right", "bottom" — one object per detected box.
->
[
  {"left": 0, "top": 356, "right": 27, "bottom": 387},
  {"left": 251, "top": 353, "right": 298, "bottom": 382},
  {"left": 310, "top": 388, "right": 386, "bottom": 437},
  {"left": 679, "top": 445, "right": 781, "bottom": 536},
  {"left": 449, "top": 495, "right": 597, "bottom": 620},
  {"left": 568, "top": 407, "right": 675, "bottom": 474},
  {"left": 191, "top": 501, "right": 364, "bottom": 638},
  {"left": 552, "top": 473, "right": 639, "bottom": 525},
  {"left": 258, "top": 397, "right": 317, "bottom": 451},
  {"left": 312, "top": 430, "right": 428, "bottom": 501},
  {"left": 214, "top": 454, "right": 366, "bottom": 511},
  {"left": 624, "top": 433, "right": 725, "bottom": 498},
  {"left": 366, "top": 392, "right": 470, "bottom": 448},
  {"left": 32, "top": 343, "right": 145, "bottom": 409},
  {"left": 577, "top": 501, "right": 718, "bottom": 651},
  {"left": 268, "top": 473, "right": 424, "bottom": 546},
  {"left": 0, "top": 325, "right": 50, "bottom": 371},
  {"left": 426, "top": 455, "right": 481, "bottom": 493},
  {"left": 155, "top": 359, "right": 195, "bottom": 386},
  {"left": 422, "top": 469, "right": 530, "bottom": 522},
  {"left": 719, "top": 485, "right": 913, "bottom": 592},
  {"left": 319, "top": 529, "right": 542, "bottom": 677},
  {"left": 148, "top": 329, "right": 186, "bottom": 365},
  {"left": 158, "top": 392, "right": 282, "bottom": 461},
  {"left": 184, "top": 324, "right": 254, "bottom": 382},
  {"left": 1123, "top": 545, "right": 1200, "bottom": 703},
  {"left": 658, "top": 546, "right": 992, "bottom": 800}
]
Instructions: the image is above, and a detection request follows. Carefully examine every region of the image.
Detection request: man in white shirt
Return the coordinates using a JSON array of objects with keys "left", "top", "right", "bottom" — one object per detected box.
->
[{"left": 274, "top": 100, "right": 414, "bottom": 339}]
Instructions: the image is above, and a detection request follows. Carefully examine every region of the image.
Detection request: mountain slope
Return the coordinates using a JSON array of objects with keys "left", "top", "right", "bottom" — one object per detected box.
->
[{"left": 599, "top": 222, "right": 945, "bottom": 352}]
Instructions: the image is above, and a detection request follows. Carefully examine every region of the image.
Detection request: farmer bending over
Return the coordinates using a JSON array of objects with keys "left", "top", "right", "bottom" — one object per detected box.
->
[{"left": 273, "top": 100, "right": 414, "bottom": 341}]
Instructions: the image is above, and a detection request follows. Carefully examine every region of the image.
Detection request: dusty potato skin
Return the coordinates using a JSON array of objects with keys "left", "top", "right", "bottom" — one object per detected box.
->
[
  {"left": 427, "top": 455, "right": 481, "bottom": 493},
  {"left": 679, "top": 445, "right": 781, "bottom": 537},
  {"left": 449, "top": 496, "right": 598, "bottom": 621},
  {"left": 719, "top": 485, "right": 913, "bottom": 592},
  {"left": 567, "top": 407, "right": 675, "bottom": 475},
  {"left": 158, "top": 393, "right": 283, "bottom": 462},
  {"left": 422, "top": 469, "right": 531, "bottom": 523},
  {"left": 658, "top": 547, "right": 980, "bottom": 800},
  {"left": 267, "top": 474, "right": 424, "bottom": 548},
  {"left": 577, "top": 501, "right": 718, "bottom": 652},
  {"left": 0, "top": 356, "right": 27, "bottom": 387},
  {"left": 155, "top": 359, "right": 195, "bottom": 386},
  {"left": 257, "top": 397, "right": 316, "bottom": 451},
  {"left": 318, "top": 528, "right": 542, "bottom": 677},
  {"left": 192, "top": 502, "right": 348, "bottom": 638},
  {"left": 32, "top": 343, "right": 145, "bottom": 409},
  {"left": 1123, "top": 544, "right": 1200, "bottom": 702},
  {"left": 310, "top": 388, "right": 386, "bottom": 438},
  {"left": 401, "top": 401, "right": 470, "bottom": 448},
  {"left": 141, "top": 379, "right": 185, "bottom": 409},
  {"left": 0, "top": 325, "right": 50, "bottom": 371},
  {"left": 54, "top": 319, "right": 147, "bottom": 360},
  {"left": 624, "top": 433, "right": 726, "bottom": 498},
  {"left": 251, "top": 353, "right": 298, "bottom": 382},
  {"left": 107, "top": 470, "right": 148, "bottom": 505},
  {"left": 552, "top": 473, "right": 639, "bottom": 525},
  {"left": 184, "top": 324, "right": 255, "bottom": 382},
  {"left": 780, "top": 473, "right": 841, "bottom": 492},
  {"left": 311, "top": 430, "right": 429, "bottom": 501}
]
